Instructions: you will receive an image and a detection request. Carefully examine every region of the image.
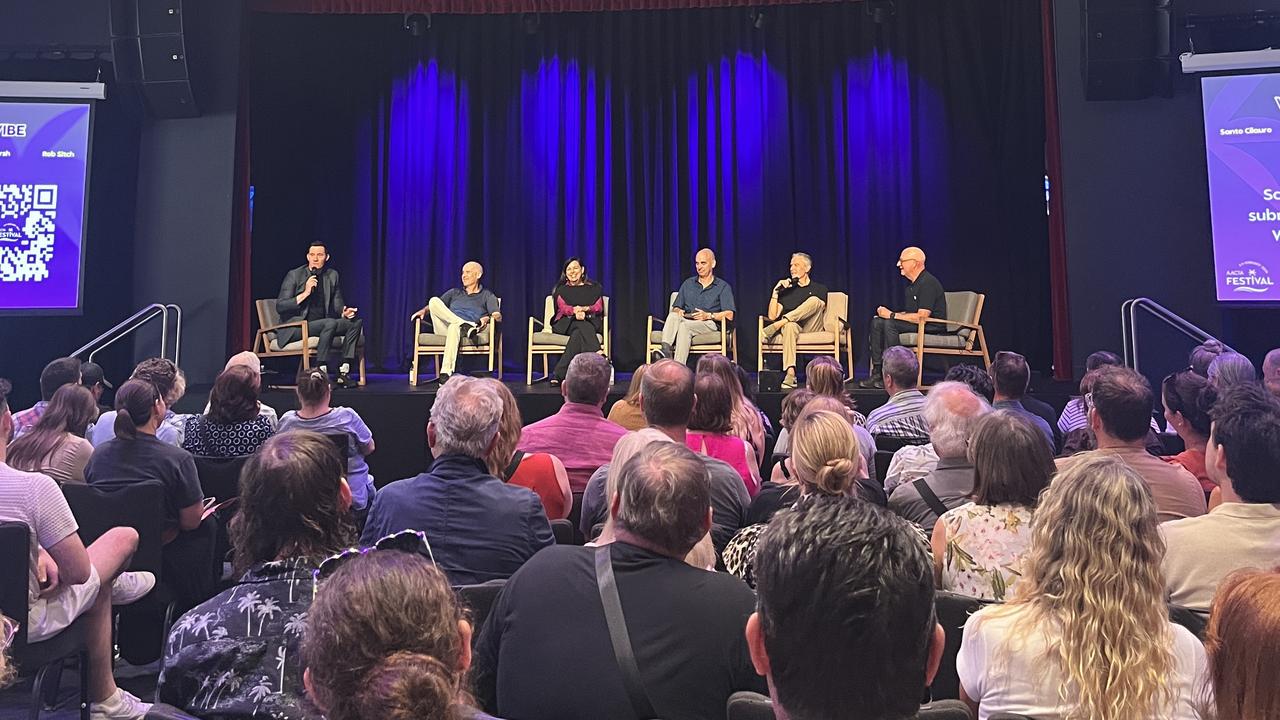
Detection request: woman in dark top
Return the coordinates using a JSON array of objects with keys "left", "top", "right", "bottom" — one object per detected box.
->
[
  {"left": 550, "top": 257, "right": 604, "bottom": 384},
  {"left": 183, "top": 365, "right": 275, "bottom": 457}
]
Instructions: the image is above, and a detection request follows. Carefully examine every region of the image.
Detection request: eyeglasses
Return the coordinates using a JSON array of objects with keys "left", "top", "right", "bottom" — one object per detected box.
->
[
  {"left": 1, "top": 615, "right": 17, "bottom": 651},
  {"left": 313, "top": 529, "right": 436, "bottom": 586},
  {"left": 1083, "top": 392, "right": 1093, "bottom": 411}
]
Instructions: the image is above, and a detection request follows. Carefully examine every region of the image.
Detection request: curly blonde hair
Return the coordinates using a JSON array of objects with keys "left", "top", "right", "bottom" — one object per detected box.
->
[{"left": 989, "top": 452, "right": 1175, "bottom": 720}]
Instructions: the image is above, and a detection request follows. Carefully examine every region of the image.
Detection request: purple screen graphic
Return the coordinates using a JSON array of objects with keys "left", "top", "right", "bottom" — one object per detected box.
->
[
  {"left": 1202, "top": 73, "right": 1280, "bottom": 302},
  {"left": 0, "top": 101, "right": 92, "bottom": 312}
]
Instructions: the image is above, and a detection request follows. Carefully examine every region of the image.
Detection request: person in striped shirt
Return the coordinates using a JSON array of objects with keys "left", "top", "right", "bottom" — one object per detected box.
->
[{"left": 865, "top": 347, "right": 929, "bottom": 442}]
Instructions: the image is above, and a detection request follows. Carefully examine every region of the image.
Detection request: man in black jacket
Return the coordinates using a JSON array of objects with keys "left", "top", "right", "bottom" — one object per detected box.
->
[{"left": 276, "top": 241, "right": 362, "bottom": 387}]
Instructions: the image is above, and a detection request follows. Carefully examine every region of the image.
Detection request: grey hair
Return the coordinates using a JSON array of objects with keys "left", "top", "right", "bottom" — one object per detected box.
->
[
  {"left": 882, "top": 346, "right": 920, "bottom": 389},
  {"left": 924, "top": 381, "right": 991, "bottom": 458},
  {"left": 565, "top": 353, "right": 612, "bottom": 406},
  {"left": 428, "top": 376, "right": 502, "bottom": 459},
  {"left": 615, "top": 442, "right": 711, "bottom": 556},
  {"left": 1208, "top": 352, "right": 1257, "bottom": 389},
  {"left": 791, "top": 252, "right": 813, "bottom": 269}
]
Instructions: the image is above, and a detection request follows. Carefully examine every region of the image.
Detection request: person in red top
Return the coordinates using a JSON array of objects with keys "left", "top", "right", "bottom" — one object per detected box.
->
[
  {"left": 484, "top": 379, "right": 571, "bottom": 519},
  {"left": 1161, "top": 369, "right": 1215, "bottom": 496},
  {"left": 518, "top": 353, "right": 626, "bottom": 492}
]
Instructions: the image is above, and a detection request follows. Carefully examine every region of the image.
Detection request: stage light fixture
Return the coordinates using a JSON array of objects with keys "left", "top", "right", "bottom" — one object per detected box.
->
[
  {"left": 404, "top": 13, "right": 431, "bottom": 37},
  {"left": 866, "top": 0, "right": 895, "bottom": 24},
  {"left": 748, "top": 8, "right": 766, "bottom": 30},
  {"left": 524, "top": 13, "right": 541, "bottom": 35}
]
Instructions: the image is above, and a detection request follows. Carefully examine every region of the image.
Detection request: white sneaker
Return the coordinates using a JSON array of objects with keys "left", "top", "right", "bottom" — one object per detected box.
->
[
  {"left": 90, "top": 687, "right": 151, "bottom": 720},
  {"left": 110, "top": 571, "right": 156, "bottom": 605}
]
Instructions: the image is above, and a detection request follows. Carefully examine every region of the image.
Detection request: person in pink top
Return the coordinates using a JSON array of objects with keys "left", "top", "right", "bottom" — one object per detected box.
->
[
  {"left": 519, "top": 353, "right": 626, "bottom": 493},
  {"left": 687, "top": 372, "right": 761, "bottom": 497}
]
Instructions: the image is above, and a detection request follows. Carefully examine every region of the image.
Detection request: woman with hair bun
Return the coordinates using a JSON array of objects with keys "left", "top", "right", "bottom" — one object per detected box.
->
[
  {"left": 303, "top": 551, "right": 499, "bottom": 720},
  {"left": 89, "top": 357, "right": 189, "bottom": 447}
]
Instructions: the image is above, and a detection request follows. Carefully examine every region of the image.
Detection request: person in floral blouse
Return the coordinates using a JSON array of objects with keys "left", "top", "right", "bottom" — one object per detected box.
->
[
  {"left": 158, "top": 430, "right": 356, "bottom": 719},
  {"left": 931, "top": 410, "right": 1054, "bottom": 601}
]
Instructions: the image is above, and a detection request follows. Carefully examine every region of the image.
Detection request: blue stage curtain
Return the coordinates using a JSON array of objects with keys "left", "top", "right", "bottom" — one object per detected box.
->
[{"left": 247, "top": 2, "right": 1049, "bottom": 374}]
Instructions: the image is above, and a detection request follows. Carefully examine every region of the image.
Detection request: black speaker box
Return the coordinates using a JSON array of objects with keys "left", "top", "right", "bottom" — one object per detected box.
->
[
  {"left": 1081, "top": 0, "right": 1157, "bottom": 101},
  {"left": 109, "top": 0, "right": 200, "bottom": 118},
  {"left": 759, "top": 370, "right": 782, "bottom": 393}
]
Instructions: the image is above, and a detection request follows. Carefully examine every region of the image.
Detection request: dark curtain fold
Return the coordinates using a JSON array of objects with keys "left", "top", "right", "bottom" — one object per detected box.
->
[
  {"left": 227, "top": 14, "right": 254, "bottom": 355},
  {"left": 248, "top": 2, "right": 1050, "bottom": 374},
  {"left": 252, "top": 0, "right": 837, "bottom": 13}
]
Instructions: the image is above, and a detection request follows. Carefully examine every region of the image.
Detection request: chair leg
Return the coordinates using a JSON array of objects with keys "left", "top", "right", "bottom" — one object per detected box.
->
[
  {"left": 358, "top": 354, "right": 367, "bottom": 386},
  {"left": 41, "top": 659, "right": 64, "bottom": 709},
  {"left": 978, "top": 328, "right": 991, "bottom": 369},
  {"left": 78, "top": 650, "right": 89, "bottom": 720},
  {"left": 30, "top": 661, "right": 51, "bottom": 720},
  {"left": 410, "top": 349, "right": 419, "bottom": 386}
]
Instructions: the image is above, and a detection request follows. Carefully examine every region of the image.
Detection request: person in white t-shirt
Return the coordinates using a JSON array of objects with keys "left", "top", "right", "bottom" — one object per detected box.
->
[{"left": 957, "top": 453, "right": 1208, "bottom": 720}]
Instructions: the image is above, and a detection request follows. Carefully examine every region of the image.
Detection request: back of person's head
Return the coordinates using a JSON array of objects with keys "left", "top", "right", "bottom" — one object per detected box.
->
[
  {"left": 943, "top": 363, "right": 994, "bottom": 402},
  {"left": 1162, "top": 369, "right": 1214, "bottom": 439},
  {"left": 990, "top": 350, "right": 1031, "bottom": 399},
  {"left": 38, "top": 357, "right": 82, "bottom": 401},
  {"left": 695, "top": 354, "right": 748, "bottom": 407},
  {"left": 1265, "top": 348, "right": 1280, "bottom": 398},
  {"left": 613, "top": 441, "right": 710, "bottom": 557},
  {"left": 753, "top": 496, "right": 938, "bottom": 720},
  {"left": 113, "top": 379, "right": 161, "bottom": 440},
  {"left": 734, "top": 363, "right": 759, "bottom": 406},
  {"left": 429, "top": 376, "right": 502, "bottom": 459},
  {"left": 131, "top": 357, "right": 185, "bottom": 407},
  {"left": 1190, "top": 339, "right": 1226, "bottom": 377},
  {"left": 231, "top": 430, "right": 353, "bottom": 575},
  {"left": 223, "top": 350, "right": 263, "bottom": 375},
  {"left": 881, "top": 346, "right": 919, "bottom": 389},
  {"left": 296, "top": 367, "right": 331, "bottom": 406},
  {"left": 7, "top": 385, "right": 99, "bottom": 472},
  {"left": 623, "top": 364, "right": 648, "bottom": 405},
  {"left": 1205, "top": 568, "right": 1280, "bottom": 720},
  {"left": 1208, "top": 382, "right": 1280, "bottom": 503},
  {"left": 303, "top": 551, "right": 470, "bottom": 720},
  {"left": 0, "top": 378, "right": 11, "bottom": 417},
  {"left": 967, "top": 410, "right": 1053, "bottom": 508},
  {"left": 923, "top": 381, "right": 990, "bottom": 458},
  {"left": 779, "top": 389, "right": 816, "bottom": 430},
  {"left": 1085, "top": 350, "right": 1123, "bottom": 372},
  {"left": 564, "top": 353, "right": 611, "bottom": 406},
  {"left": 208, "top": 365, "right": 261, "bottom": 425},
  {"left": 1009, "top": 452, "right": 1172, "bottom": 720},
  {"left": 689, "top": 372, "right": 734, "bottom": 434},
  {"left": 789, "top": 408, "right": 858, "bottom": 496},
  {"left": 805, "top": 356, "right": 858, "bottom": 411},
  {"left": 1208, "top": 352, "right": 1257, "bottom": 389},
  {"left": 480, "top": 379, "right": 522, "bottom": 477},
  {"left": 640, "top": 359, "right": 694, "bottom": 427},
  {"left": 1089, "top": 366, "right": 1154, "bottom": 442}
]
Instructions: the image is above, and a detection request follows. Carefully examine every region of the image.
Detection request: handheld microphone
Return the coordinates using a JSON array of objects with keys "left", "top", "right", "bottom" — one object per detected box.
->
[
  {"left": 789, "top": 276, "right": 799, "bottom": 287},
  {"left": 308, "top": 267, "right": 320, "bottom": 278}
]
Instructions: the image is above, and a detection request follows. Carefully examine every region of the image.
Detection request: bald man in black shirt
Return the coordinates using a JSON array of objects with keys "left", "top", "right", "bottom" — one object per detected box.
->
[{"left": 861, "top": 246, "right": 947, "bottom": 389}]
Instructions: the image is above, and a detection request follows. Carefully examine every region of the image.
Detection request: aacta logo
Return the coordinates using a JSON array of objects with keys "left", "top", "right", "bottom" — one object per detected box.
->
[
  {"left": 1275, "top": 96, "right": 1280, "bottom": 112},
  {"left": 0, "top": 223, "right": 21, "bottom": 242},
  {"left": 1226, "top": 261, "right": 1275, "bottom": 293}
]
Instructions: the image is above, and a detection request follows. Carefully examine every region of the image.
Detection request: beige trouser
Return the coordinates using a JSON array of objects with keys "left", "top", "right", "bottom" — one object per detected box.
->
[
  {"left": 775, "top": 296, "right": 827, "bottom": 372},
  {"left": 428, "top": 296, "right": 472, "bottom": 374}
]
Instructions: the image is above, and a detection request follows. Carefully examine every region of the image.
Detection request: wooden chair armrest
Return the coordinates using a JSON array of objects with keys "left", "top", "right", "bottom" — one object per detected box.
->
[
  {"left": 919, "top": 317, "right": 981, "bottom": 331},
  {"left": 259, "top": 319, "right": 306, "bottom": 334}
]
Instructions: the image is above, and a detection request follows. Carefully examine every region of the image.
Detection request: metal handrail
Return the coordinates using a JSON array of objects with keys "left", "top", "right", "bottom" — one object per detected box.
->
[
  {"left": 71, "top": 303, "right": 183, "bottom": 367},
  {"left": 1120, "top": 298, "right": 1231, "bottom": 373}
]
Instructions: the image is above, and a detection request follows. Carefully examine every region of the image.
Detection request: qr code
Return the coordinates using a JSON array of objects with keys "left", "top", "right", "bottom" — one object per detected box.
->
[{"left": 0, "top": 184, "right": 57, "bottom": 282}]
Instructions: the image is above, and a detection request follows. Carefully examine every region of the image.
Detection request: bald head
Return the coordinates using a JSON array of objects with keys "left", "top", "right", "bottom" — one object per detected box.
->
[
  {"left": 640, "top": 359, "right": 695, "bottom": 428},
  {"left": 461, "top": 261, "right": 483, "bottom": 289},
  {"left": 897, "top": 246, "right": 926, "bottom": 281},
  {"left": 695, "top": 248, "right": 716, "bottom": 279}
]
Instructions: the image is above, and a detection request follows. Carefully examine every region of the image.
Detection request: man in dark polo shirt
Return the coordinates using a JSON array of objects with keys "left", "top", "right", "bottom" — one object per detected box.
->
[
  {"left": 762, "top": 252, "right": 829, "bottom": 389},
  {"left": 861, "top": 246, "right": 947, "bottom": 389}
]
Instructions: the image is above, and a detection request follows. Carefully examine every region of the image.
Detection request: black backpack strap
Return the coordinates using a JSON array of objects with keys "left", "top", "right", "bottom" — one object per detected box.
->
[
  {"left": 595, "top": 546, "right": 659, "bottom": 720},
  {"left": 912, "top": 478, "right": 950, "bottom": 519},
  {"left": 503, "top": 450, "right": 526, "bottom": 481}
]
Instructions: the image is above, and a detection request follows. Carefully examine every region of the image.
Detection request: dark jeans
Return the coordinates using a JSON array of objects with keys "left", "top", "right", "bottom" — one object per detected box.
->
[
  {"left": 868, "top": 316, "right": 918, "bottom": 369},
  {"left": 308, "top": 316, "right": 363, "bottom": 364},
  {"left": 552, "top": 316, "right": 603, "bottom": 380}
]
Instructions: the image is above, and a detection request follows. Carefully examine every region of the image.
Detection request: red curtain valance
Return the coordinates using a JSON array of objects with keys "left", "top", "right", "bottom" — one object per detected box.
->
[{"left": 251, "top": 0, "right": 839, "bottom": 13}]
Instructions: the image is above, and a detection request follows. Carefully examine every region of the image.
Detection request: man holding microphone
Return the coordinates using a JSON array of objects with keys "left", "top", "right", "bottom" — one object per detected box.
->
[
  {"left": 761, "top": 252, "right": 828, "bottom": 389},
  {"left": 275, "top": 241, "right": 363, "bottom": 387}
]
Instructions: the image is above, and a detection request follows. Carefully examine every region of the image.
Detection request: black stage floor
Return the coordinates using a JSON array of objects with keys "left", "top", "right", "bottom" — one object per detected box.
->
[{"left": 231, "top": 372, "right": 1078, "bottom": 487}]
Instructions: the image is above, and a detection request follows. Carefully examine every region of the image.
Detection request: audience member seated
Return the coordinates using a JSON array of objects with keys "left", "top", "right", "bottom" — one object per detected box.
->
[
  {"left": 1161, "top": 383, "right": 1280, "bottom": 615},
  {"left": 932, "top": 411, "right": 1053, "bottom": 601},
  {"left": 1190, "top": 339, "right": 1226, "bottom": 377},
  {"left": 1160, "top": 368, "right": 1216, "bottom": 495},
  {"left": 804, "top": 356, "right": 867, "bottom": 425},
  {"left": 1264, "top": 347, "right": 1280, "bottom": 399},
  {"left": 865, "top": 346, "right": 929, "bottom": 442},
  {"left": 606, "top": 364, "right": 649, "bottom": 431},
  {"left": 86, "top": 379, "right": 213, "bottom": 606},
  {"left": 688, "top": 372, "right": 762, "bottom": 497},
  {"left": 12, "top": 357, "right": 81, "bottom": 440},
  {"left": 182, "top": 366, "right": 275, "bottom": 458},
  {"left": 1056, "top": 350, "right": 1122, "bottom": 434},
  {"left": 202, "top": 352, "right": 279, "bottom": 428},
  {"left": 90, "top": 358, "right": 188, "bottom": 447},
  {"left": 724, "top": 408, "right": 872, "bottom": 588},
  {"left": 1056, "top": 366, "right": 1205, "bottom": 522},
  {"left": 278, "top": 368, "right": 376, "bottom": 519},
  {"left": 303, "top": 551, "right": 498, "bottom": 720},
  {"left": 580, "top": 360, "right": 748, "bottom": 552},
  {"left": 518, "top": 353, "right": 626, "bottom": 493},
  {"left": 749, "top": 496, "right": 945, "bottom": 720},
  {"left": 755, "top": 389, "right": 813, "bottom": 523},
  {"left": 697, "top": 354, "right": 766, "bottom": 465},
  {"left": 883, "top": 363, "right": 992, "bottom": 495},
  {"left": 80, "top": 360, "right": 112, "bottom": 413},
  {"left": 957, "top": 453, "right": 1207, "bottom": 720},
  {"left": 7, "top": 384, "right": 97, "bottom": 484},
  {"left": 474, "top": 442, "right": 766, "bottom": 719},
  {"left": 1208, "top": 351, "right": 1257, "bottom": 390},
  {"left": 1060, "top": 367, "right": 1164, "bottom": 457},
  {"left": 484, "top": 379, "right": 571, "bottom": 520},
  {"left": 1203, "top": 568, "right": 1280, "bottom": 720},
  {"left": 158, "top": 430, "right": 354, "bottom": 719},
  {"left": 0, "top": 378, "right": 155, "bottom": 719},
  {"left": 888, "top": 382, "right": 990, "bottom": 534},
  {"left": 360, "top": 376, "right": 552, "bottom": 584},
  {"left": 989, "top": 351, "right": 1056, "bottom": 453},
  {"left": 801, "top": 396, "right": 877, "bottom": 492}
]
